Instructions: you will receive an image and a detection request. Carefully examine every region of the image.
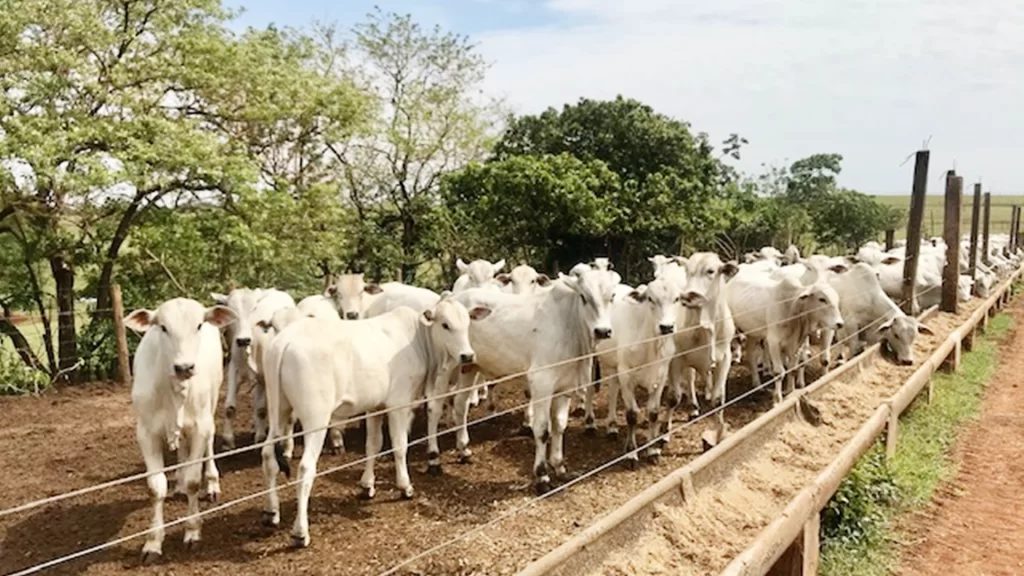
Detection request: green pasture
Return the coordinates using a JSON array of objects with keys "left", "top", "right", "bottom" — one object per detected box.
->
[{"left": 873, "top": 194, "right": 1024, "bottom": 241}]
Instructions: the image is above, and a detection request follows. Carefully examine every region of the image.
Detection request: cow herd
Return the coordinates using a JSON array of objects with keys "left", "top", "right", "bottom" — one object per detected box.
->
[{"left": 122, "top": 234, "right": 1021, "bottom": 560}]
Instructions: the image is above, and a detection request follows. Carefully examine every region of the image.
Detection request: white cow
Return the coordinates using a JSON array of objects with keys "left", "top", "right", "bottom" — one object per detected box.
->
[
  {"left": 211, "top": 288, "right": 295, "bottom": 448},
  {"left": 648, "top": 254, "right": 683, "bottom": 278},
  {"left": 126, "top": 298, "right": 236, "bottom": 562},
  {"left": 326, "top": 273, "right": 383, "bottom": 319},
  {"left": 669, "top": 253, "right": 738, "bottom": 432},
  {"left": 728, "top": 266, "right": 844, "bottom": 402},
  {"left": 827, "top": 263, "right": 933, "bottom": 365},
  {"left": 260, "top": 298, "right": 490, "bottom": 547},
  {"left": 453, "top": 268, "right": 619, "bottom": 493},
  {"left": 569, "top": 257, "right": 613, "bottom": 277},
  {"left": 453, "top": 258, "right": 505, "bottom": 292},
  {"left": 592, "top": 276, "right": 679, "bottom": 464},
  {"left": 296, "top": 294, "right": 339, "bottom": 320},
  {"left": 497, "top": 264, "right": 552, "bottom": 295}
]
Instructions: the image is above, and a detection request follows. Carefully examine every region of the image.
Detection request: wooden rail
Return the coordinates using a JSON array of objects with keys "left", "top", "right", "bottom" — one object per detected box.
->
[{"left": 517, "top": 267, "right": 1021, "bottom": 576}]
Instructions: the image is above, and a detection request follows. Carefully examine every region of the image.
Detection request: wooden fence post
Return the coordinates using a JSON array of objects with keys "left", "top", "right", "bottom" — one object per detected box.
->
[
  {"left": 902, "top": 150, "right": 929, "bottom": 315},
  {"left": 1013, "top": 205, "right": 1021, "bottom": 253},
  {"left": 1016, "top": 205, "right": 1023, "bottom": 255},
  {"left": 885, "top": 229, "right": 895, "bottom": 251},
  {"left": 968, "top": 183, "right": 981, "bottom": 280},
  {"left": 982, "top": 192, "right": 991, "bottom": 265},
  {"left": 111, "top": 283, "right": 131, "bottom": 386},
  {"left": 941, "top": 172, "right": 961, "bottom": 313}
]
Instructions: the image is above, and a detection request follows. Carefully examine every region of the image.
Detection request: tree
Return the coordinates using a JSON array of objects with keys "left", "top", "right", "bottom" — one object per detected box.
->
[
  {"left": 333, "top": 10, "right": 499, "bottom": 283},
  {"left": 0, "top": 0, "right": 368, "bottom": 377}
]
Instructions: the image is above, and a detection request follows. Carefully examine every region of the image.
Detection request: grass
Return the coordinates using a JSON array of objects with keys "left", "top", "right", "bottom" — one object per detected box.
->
[
  {"left": 874, "top": 194, "right": 1024, "bottom": 241},
  {"left": 819, "top": 311, "right": 1014, "bottom": 576}
]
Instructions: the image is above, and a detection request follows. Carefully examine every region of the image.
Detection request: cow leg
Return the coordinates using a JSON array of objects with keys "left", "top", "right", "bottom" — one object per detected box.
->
[
  {"left": 521, "top": 385, "right": 534, "bottom": 436},
  {"left": 686, "top": 367, "right": 700, "bottom": 417},
  {"left": 426, "top": 392, "right": 445, "bottom": 475},
  {"left": 222, "top": 360, "right": 239, "bottom": 449},
  {"left": 583, "top": 381, "right": 598, "bottom": 434},
  {"left": 292, "top": 425, "right": 327, "bottom": 548},
  {"left": 618, "top": 379, "right": 641, "bottom": 468},
  {"left": 602, "top": 374, "right": 621, "bottom": 437},
  {"left": 204, "top": 423, "right": 221, "bottom": 502},
  {"left": 644, "top": 379, "right": 666, "bottom": 461},
  {"left": 388, "top": 406, "right": 415, "bottom": 499},
  {"left": 453, "top": 388, "right": 473, "bottom": 463},
  {"left": 530, "top": 382, "right": 554, "bottom": 494},
  {"left": 549, "top": 393, "right": 572, "bottom": 478},
  {"left": 359, "top": 414, "right": 384, "bottom": 500},
  {"left": 253, "top": 380, "right": 268, "bottom": 445},
  {"left": 745, "top": 338, "right": 762, "bottom": 389},
  {"left": 821, "top": 327, "right": 835, "bottom": 369},
  {"left": 138, "top": 427, "right": 167, "bottom": 564},
  {"left": 182, "top": 430, "right": 206, "bottom": 549},
  {"left": 173, "top": 443, "right": 188, "bottom": 498},
  {"left": 767, "top": 337, "right": 786, "bottom": 403}
]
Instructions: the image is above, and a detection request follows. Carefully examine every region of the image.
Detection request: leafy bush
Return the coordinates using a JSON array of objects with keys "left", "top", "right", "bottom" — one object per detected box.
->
[
  {"left": 822, "top": 448, "right": 899, "bottom": 544},
  {"left": 0, "top": 347, "right": 50, "bottom": 395},
  {"left": 75, "top": 319, "right": 122, "bottom": 382}
]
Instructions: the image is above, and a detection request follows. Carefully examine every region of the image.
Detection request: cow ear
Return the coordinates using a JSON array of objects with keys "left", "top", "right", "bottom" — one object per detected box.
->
[
  {"left": 828, "top": 263, "right": 849, "bottom": 274},
  {"left": 558, "top": 272, "right": 580, "bottom": 291},
  {"left": 878, "top": 319, "right": 894, "bottom": 332},
  {"left": 845, "top": 255, "right": 859, "bottom": 264},
  {"left": 609, "top": 271, "right": 622, "bottom": 286},
  {"left": 255, "top": 319, "right": 273, "bottom": 333},
  {"left": 881, "top": 256, "right": 902, "bottom": 265},
  {"left": 439, "top": 290, "right": 453, "bottom": 299},
  {"left": 626, "top": 289, "right": 647, "bottom": 303},
  {"left": 364, "top": 283, "right": 383, "bottom": 295},
  {"left": 204, "top": 305, "right": 237, "bottom": 329},
  {"left": 124, "top": 309, "right": 155, "bottom": 333},
  {"left": 421, "top": 309, "right": 435, "bottom": 326},
  {"left": 495, "top": 273, "right": 511, "bottom": 286},
  {"left": 673, "top": 256, "right": 688, "bottom": 266},
  {"left": 492, "top": 259, "right": 506, "bottom": 273},
  {"left": 456, "top": 258, "right": 469, "bottom": 273},
  {"left": 210, "top": 292, "right": 228, "bottom": 305},
  {"left": 720, "top": 261, "right": 739, "bottom": 278},
  {"left": 325, "top": 285, "right": 338, "bottom": 296},
  {"left": 536, "top": 274, "right": 551, "bottom": 287},
  {"left": 469, "top": 306, "right": 492, "bottom": 321},
  {"left": 917, "top": 322, "right": 935, "bottom": 335}
]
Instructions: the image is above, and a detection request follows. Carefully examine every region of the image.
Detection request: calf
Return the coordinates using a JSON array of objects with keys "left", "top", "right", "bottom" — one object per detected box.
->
[
  {"left": 260, "top": 298, "right": 490, "bottom": 547},
  {"left": 497, "top": 264, "right": 552, "bottom": 295},
  {"left": 453, "top": 268, "right": 619, "bottom": 493},
  {"left": 211, "top": 288, "right": 295, "bottom": 448},
  {"left": 728, "top": 266, "right": 844, "bottom": 402},
  {"left": 127, "top": 298, "right": 236, "bottom": 562}
]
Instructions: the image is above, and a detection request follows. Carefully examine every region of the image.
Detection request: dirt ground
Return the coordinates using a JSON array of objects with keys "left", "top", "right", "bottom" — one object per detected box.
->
[
  {"left": 900, "top": 298, "right": 1024, "bottom": 576},
  {"left": 0, "top": 295, "right": 991, "bottom": 576}
]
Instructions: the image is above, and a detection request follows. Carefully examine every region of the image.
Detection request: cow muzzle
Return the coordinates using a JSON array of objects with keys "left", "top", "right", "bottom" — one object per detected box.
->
[
  {"left": 681, "top": 291, "right": 707, "bottom": 309},
  {"left": 459, "top": 352, "right": 475, "bottom": 365},
  {"left": 173, "top": 363, "right": 196, "bottom": 380},
  {"left": 658, "top": 324, "right": 675, "bottom": 335},
  {"left": 235, "top": 337, "right": 251, "bottom": 348},
  {"left": 345, "top": 311, "right": 359, "bottom": 320},
  {"left": 593, "top": 327, "right": 612, "bottom": 340}
]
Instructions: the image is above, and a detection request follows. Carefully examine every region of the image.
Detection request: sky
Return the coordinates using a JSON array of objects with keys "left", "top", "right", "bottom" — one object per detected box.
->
[{"left": 231, "top": 0, "right": 1024, "bottom": 195}]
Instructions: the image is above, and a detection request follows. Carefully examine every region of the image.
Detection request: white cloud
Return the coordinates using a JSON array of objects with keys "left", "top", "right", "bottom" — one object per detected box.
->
[{"left": 476, "top": 0, "right": 1024, "bottom": 193}]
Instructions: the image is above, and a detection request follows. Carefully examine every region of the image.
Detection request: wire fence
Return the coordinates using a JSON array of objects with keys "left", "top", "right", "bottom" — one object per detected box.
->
[{"left": 0, "top": 277, "right": 959, "bottom": 576}]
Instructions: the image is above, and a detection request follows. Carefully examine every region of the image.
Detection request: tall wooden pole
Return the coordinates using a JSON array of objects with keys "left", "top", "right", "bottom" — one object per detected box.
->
[
  {"left": 940, "top": 172, "right": 962, "bottom": 313},
  {"left": 982, "top": 192, "right": 991, "bottom": 265},
  {"left": 884, "top": 229, "right": 895, "bottom": 251},
  {"left": 110, "top": 283, "right": 131, "bottom": 386},
  {"left": 902, "top": 151, "right": 929, "bottom": 314},
  {"left": 968, "top": 183, "right": 981, "bottom": 277}
]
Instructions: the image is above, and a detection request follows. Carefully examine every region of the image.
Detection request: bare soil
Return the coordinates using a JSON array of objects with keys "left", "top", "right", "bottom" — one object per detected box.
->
[
  {"left": 0, "top": 299, "right": 984, "bottom": 576},
  {"left": 900, "top": 298, "right": 1024, "bottom": 576}
]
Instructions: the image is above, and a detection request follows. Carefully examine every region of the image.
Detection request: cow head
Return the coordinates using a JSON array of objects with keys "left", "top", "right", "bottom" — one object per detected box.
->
[
  {"left": 126, "top": 298, "right": 236, "bottom": 381},
  {"left": 879, "top": 316, "right": 933, "bottom": 366},
  {"left": 326, "top": 273, "right": 383, "bottom": 320},
  {"left": 211, "top": 288, "right": 260, "bottom": 351},
  {"left": 559, "top": 268, "right": 619, "bottom": 340},
  {"left": 796, "top": 283, "right": 844, "bottom": 332},
  {"left": 421, "top": 297, "right": 491, "bottom": 366},
  {"left": 626, "top": 276, "right": 680, "bottom": 336},
  {"left": 678, "top": 252, "right": 738, "bottom": 310},
  {"left": 456, "top": 258, "right": 506, "bottom": 290},
  {"left": 497, "top": 264, "right": 551, "bottom": 295}
]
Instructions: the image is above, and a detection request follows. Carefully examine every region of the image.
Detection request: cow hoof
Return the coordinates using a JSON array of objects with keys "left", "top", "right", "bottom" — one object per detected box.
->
[
  {"left": 457, "top": 452, "right": 472, "bottom": 464},
  {"left": 184, "top": 538, "right": 199, "bottom": 551},
  {"left": 291, "top": 534, "right": 310, "bottom": 549},
  {"left": 624, "top": 457, "right": 639, "bottom": 471},
  {"left": 427, "top": 463, "right": 443, "bottom": 476},
  {"left": 555, "top": 468, "right": 579, "bottom": 482},
  {"left": 359, "top": 486, "right": 376, "bottom": 500},
  {"left": 140, "top": 550, "right": 161, "bottom": 565},
  {"left": 534, "top": 480, "right": 552, "bottom": 496},
  {"left": 260, "top": 510, "right": 279, "bottom": 528},
  {"left": 205, "top": 490, "right": 220, "bottom": 504},
  {"left": 570, "top": 406, "right": 586, "bottom": 418},
  {"left": 401, "top": 487, "right": 415, "bottom": 500},
  {"left": 605, "top": 428, "right": 619, "bottom": 439},
  {"left": 645, "top": 451, "right": 661, "bottom": 465},
  {"left": 517, "top": 425, "right": 533, "bottom": 437}
]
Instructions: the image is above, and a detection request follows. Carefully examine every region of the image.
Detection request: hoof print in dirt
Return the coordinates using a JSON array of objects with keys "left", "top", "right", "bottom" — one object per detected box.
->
[
  {"left": 534, "top": 481, "right": 552, "bottom": 496},
  {"left": 426, "top": 463, "right": 443, "bottom": 476}
]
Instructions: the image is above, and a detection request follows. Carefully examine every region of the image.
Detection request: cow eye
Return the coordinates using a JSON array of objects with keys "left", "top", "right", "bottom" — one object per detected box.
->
[
  {"left": 818, "top": 297, "right": 827, "bottom": 304},
  {"left": 706, "top": 269, "right": 715, "bottom": 276},
  {"left": 196, "top": 323, "right": 202, "bottom": 331},
  {"left": 442, "top": 322, "right": 450, "bottom": 331},
  {"left": 160, "top": 325, "right": 168, "bottom": 334},
  {"left": 579, "top": 294, "right": 587, "bottom": 305}
]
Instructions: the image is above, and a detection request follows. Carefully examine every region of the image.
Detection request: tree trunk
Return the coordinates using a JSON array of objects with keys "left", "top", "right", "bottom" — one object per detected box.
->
[
  {"left": 50, "top": 256, "right": 77, "bottom": 382},
  {"left": 94, "top": 199, "right": 142, "bottom": 314},
  {"left": 0, "top": 302, "right": 43, "bottom": 369},
  {"left": 400, "top": 215, "right": 417, "bottom": 284},
  {"left": 23, "top": 257, "right": 57, "bottom": 376}
]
